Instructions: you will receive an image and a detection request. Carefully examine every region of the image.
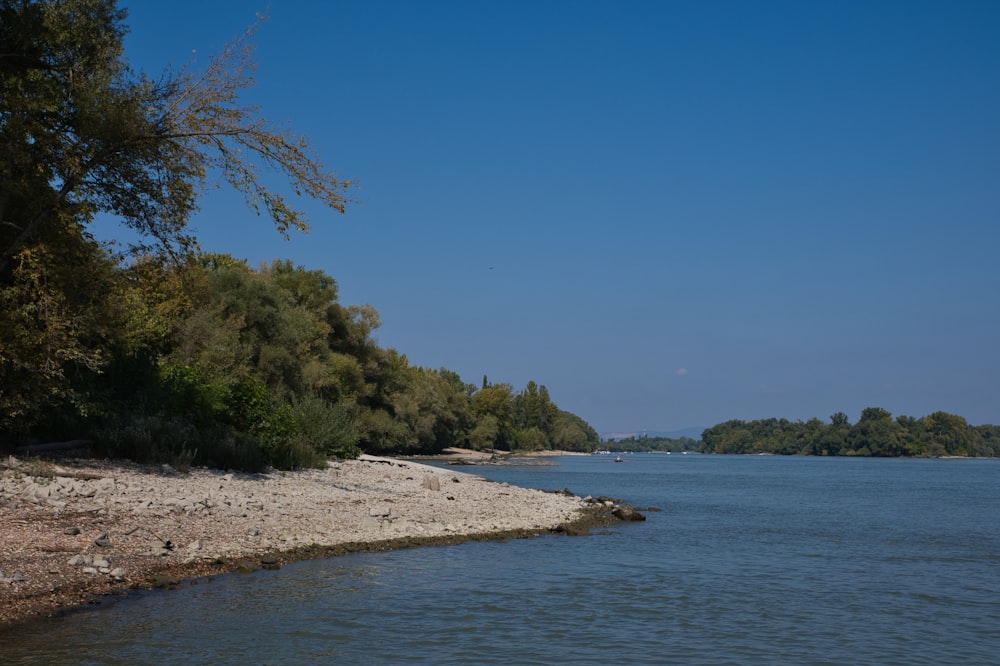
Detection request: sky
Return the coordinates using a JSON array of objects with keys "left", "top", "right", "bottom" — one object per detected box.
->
[{"left": 103, "top": 0, "right": 1000, "bottom": 435}]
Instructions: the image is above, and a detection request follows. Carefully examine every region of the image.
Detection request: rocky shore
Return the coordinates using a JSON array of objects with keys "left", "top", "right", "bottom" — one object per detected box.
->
[{"left": 0, "top": 453, "right": 632, "bottom": 627}]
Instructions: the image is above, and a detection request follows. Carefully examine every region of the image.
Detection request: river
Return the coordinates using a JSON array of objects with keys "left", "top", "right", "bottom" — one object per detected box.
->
[{"left": 3, "top": 454, "right": 998, "bottom": 665}]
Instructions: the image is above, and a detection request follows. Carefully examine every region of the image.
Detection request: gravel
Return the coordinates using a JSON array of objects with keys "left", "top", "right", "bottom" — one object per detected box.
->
[{"left": 0, "top": 454, "right": 599, "bottom": 626}]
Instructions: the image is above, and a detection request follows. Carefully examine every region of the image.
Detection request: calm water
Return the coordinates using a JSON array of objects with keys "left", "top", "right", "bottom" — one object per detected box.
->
[{"left": 3, "top": 454, "right": 999, "bottom": 665}]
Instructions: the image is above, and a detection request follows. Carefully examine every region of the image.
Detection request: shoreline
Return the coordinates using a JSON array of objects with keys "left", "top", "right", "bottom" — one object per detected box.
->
[{"left": 0, "top": 453, "right": 628, "bottom": 628}]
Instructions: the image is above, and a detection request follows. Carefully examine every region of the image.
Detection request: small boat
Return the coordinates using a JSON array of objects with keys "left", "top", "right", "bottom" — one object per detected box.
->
[{"left": 614, "top": 456, "right": 624, "bottom": 463}]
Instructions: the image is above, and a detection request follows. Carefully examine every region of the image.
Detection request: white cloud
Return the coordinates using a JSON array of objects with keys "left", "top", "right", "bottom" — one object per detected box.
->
[{"left": 675, "top": 368, "right": 689, "bottom": 377}]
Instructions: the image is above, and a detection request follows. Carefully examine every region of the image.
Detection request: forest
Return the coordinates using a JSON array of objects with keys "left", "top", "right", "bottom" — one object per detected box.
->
[
  {"left": 0, "top": 1, "right": 599, "bottom": 470},
  {"left": 1, "top": 246, "right": 600, "bottom": 469},
  {"left": 699, "top": 408, "right": 1000, "bottom": 458},
  {"left": 606, "top": 409, "right": 1000, "bottom": 458}
]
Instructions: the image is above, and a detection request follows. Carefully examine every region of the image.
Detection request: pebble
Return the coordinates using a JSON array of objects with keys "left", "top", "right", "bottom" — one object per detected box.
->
[{"left": 2, "top": 454, "right": 592, "bottom": 625}]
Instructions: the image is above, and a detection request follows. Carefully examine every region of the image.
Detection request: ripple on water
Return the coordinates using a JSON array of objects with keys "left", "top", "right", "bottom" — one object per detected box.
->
[{"left": 3, "top": 455, "right": 1000, "bottom": 665}]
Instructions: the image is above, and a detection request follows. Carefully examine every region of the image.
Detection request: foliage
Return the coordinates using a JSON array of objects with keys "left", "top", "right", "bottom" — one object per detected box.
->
[
  {"left": 0, "top": 0, "right": 350, "bottom": 271},
  {"left": 549, "top": 411, "right": 598, "bottom": 452},
  {"left": 0, "top": 225, "right": 124, "bottom": 435},
  {"left": 0, "top": 1, "right": 601, "bottom": 468},
  {"left": 700, "top": 409, "right": 1000, "bottom": 458},
  {"left": 601, "top": 435, "right": 701, "bottom": 453},
  {"left": 287, "top": 396, "right": 359, "bottom": 460}
]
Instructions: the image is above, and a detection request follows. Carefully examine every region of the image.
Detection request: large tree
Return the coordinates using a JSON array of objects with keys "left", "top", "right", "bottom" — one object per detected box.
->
[
  {"left": 0, "top": 0, "right": 349, "bottom": 269},
  {"left": 0, "top": 0, "right": 350, "bottom": 436}
]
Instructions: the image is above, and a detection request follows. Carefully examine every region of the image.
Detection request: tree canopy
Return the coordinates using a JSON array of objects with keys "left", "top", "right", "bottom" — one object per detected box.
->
[
  {"left": 699, "top": 409, "right": 1000, "bottom": 458},
  {"left": 0, "top": 1, "right": 600, "bottom": 469},
  {"left": 1, "top": 0, "right": 349, "bottom": 269}
]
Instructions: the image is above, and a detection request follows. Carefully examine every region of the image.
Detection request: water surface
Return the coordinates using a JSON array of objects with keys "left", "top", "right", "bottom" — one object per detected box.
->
[{"left": 4, "top": 454, "right": 998, "bottom": 665}]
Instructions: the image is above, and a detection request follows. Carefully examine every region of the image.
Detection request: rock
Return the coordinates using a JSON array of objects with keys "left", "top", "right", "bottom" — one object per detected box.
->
[
  {"left": 64, "top": 527, "right": 81, "bottom": 535},
  {"left": 67, "top": 555, "right": 88, "bottom": 566},
  {"left": 94, "top": 533, "right": 111, "bottom": 547},
  {"left": 612, "top": 506, "right": 646, "bottom": 522},
  {"left": 91, "top": 556, "right": 110, "bottom": 569},
  {"left": 234, "top": 559, "right": 257, "bottom": 573},
  {"left": 109, "top": 567, "right": 127, "bottom": 581},
  {"left": 95, "top": 478, "right": 116, "bottom": 497},
  {"left": 421, "top": 475, "right": 440, "bottom": 491},
  {"left": 369, "top": 505, "right": 392, "bottom": 518},
  {"left": 149, "top": 574, "right": 180, "bottom": 588},
  {"left": 556, "top": 524, "right": 591, "bottom": 537}
]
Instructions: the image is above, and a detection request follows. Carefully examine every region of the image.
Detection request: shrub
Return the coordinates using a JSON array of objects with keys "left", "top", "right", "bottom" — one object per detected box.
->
[{"left": 289, "top": 396, "right": 360, "bottom": 461}]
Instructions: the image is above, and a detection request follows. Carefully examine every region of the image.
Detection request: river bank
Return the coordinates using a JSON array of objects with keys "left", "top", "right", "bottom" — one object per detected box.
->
[{"left": 0, "top": 453, "right": 623, "bottom": 627}]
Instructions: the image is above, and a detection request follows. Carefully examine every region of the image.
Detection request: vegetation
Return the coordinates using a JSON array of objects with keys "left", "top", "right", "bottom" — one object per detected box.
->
[
  {"left": 700, "top": 408, "right": 1000, "bottom": 458},
  {"left": 9, "top": 3, "right": 989, "bottom": 467},
  {"left": 0, "top": 1, "right": 598, "bottom": 469},
  {"left": 601, "top": 435, "right": 701, "bottom": 454}
]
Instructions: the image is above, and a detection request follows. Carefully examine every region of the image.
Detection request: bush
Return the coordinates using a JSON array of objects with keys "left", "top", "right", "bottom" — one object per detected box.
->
[
  {"left": 95, "top": 413, "right": 201, "bottom": 468},
  {"left": 95, "top": 413, "right": 270, "bottom": 472},
  {"left": 289, "top": 396, "right": 360, "bottom": 460}
]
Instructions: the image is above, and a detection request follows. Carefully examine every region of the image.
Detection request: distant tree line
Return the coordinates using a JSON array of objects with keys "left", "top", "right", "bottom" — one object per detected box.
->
[
  {"left": 700, "top": 408, "right": 1000, "bottom": 457},
  {"left": 601, "top": 436, "right": 700, "bottom": 453}
]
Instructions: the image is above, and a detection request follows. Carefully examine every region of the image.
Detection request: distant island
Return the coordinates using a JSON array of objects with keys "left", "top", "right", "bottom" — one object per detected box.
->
[{"left": 603, "top": 408, "right": 1000, "bottom": 458}]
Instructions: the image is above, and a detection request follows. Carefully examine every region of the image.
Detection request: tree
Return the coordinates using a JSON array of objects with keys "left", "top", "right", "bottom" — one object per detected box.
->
[
  {"left": 1, "top": 1, "right": 351, "bottom": 440},
  {"left": 920, "top": 411, "right": 974, "bottom": 457},
  {"left": 471, "top": 383, "right": 514, "bottom": 450},
  {"left": 0, "top": 224, "right": 123, "bottom": 434},
  {"left": 1, "top": 0, "right": 350, "bottom": 271},
  {"left": 550, "top": 411, "right": 599, "bottom": 452},
  {"left": 830, "top": 412, "right": 850, "bottom": 427}
]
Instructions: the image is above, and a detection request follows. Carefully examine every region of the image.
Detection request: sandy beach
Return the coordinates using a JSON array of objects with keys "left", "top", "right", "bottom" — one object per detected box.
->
[{"left": 0, "top": 453, "right": 626, "bottom": 627}]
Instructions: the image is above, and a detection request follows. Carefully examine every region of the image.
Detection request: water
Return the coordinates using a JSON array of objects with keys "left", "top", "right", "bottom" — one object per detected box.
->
[{"left": 3, "top": 454, "right": 999, "bottom": 665}]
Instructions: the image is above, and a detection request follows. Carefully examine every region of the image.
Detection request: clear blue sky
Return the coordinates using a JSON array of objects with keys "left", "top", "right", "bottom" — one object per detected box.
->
[{"left": 108, "top": 1, "right": 999, "bottom": 434}]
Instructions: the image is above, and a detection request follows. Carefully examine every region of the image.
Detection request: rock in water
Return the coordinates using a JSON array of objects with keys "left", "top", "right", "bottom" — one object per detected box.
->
[
  {"left": 149, "top": 574, "right": 180, "bottom": 588},
  {"left": 612, "top": 506, "right": 646, "bottom": 522}
]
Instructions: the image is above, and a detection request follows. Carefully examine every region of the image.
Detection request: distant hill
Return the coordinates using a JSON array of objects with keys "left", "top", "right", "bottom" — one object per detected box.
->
[{"left": 602, "top": 427, "right": 705, "bottom": 441}]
